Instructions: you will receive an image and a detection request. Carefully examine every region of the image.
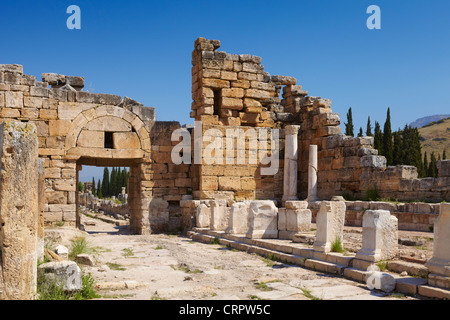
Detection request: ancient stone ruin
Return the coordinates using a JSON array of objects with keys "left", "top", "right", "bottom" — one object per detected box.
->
[{"left": 0, "top": 37, "right": 449, "bottom": 299}]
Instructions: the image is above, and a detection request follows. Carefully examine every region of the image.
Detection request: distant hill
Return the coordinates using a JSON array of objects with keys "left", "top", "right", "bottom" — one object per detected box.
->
[
  {"left": 418, "top": 117, "right": 449, "bottom": 158},
  {"left": 410, "top": 114, "right": 450, "bottom": 128}
]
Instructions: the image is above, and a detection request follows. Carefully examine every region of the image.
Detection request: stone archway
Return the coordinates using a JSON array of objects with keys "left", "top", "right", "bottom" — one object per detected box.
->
[{"left": 63, "top": 105, "right": 152, "bottom": 234}]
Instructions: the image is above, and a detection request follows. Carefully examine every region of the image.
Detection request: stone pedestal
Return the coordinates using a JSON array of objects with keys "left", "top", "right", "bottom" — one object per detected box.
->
[
  {"left": 226, "top": 201, "right": 250, "bottom": 234},
  {"left": 355, "top": 210, "right": 398, "bottom": 263},
  {"left": 282, "top": 125, "right": 300, "bottom": 202},
  {"left": 425, "top": 203, "right": 450, "bottom": 289},
  {"left": 0, "top": 121, "right": 39, "bottom": 300},
  {"left": 195, "top": 201, "right": 211, "bottom": 228},
  {"left": 313, "top": 200, "right": 346, "bottom": 253},
  {"left": 279, "top": 201, "right": 312, "bottom": 239},
  {"left": 307, "top": 145, "right": 318, "bottom": 201},
  {"left": 210, "top": 199, "right": 229, "bottom": 231},
  {"left": 246, "top": 200, "right": 278, "bottom": 239}
]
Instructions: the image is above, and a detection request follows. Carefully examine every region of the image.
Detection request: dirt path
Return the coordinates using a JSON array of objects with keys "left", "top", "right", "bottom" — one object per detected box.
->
[{"left": 46, "top": 213, "right": 419, "bottom": 301}]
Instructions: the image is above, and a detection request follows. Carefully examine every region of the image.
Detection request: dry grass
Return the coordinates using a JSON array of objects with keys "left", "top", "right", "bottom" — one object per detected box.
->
[{"left": 418, "top": 118, "right": 450, "bottom": 158}]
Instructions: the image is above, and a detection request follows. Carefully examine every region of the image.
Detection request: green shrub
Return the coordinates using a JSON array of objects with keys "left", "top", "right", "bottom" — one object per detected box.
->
[{"left": 366, "top": 185, "right": 380, "bottom": 201}]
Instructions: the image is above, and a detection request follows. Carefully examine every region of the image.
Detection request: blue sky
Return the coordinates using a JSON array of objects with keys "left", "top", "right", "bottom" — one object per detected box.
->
[{"left": 1, "top": 0, "right": 449, "bottom": 182}]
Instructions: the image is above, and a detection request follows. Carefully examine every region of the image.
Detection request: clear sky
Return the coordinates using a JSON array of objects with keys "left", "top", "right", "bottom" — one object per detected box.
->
[{"left": 1, "top": 0, "right": 449, "bottom": 181}]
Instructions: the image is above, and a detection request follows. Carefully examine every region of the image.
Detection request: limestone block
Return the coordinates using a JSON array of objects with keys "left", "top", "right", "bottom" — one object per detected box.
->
[
  {"left": 360, "top": 155, "right": 387, "bottom": 168},
  {"left": 49, "top": 120, "right": 72, "bottom": 136},
  {"left": 286, "top": 209, "right": 312, "bottom": 232},
  {"left": 77, "top": 130, "right": 104, "bottom": 148},
  {"left": 313, "top": 201, "right": 346, "bottom": 253},
  {"left": 0, "top": 121, "right": 38, "bottom": 300},
  {"left": 148, "top": 198, "right": 169, "bottom": 233},
  {"left": 226, "top": 201, "right": 250, "bottom": 234},
  {"left": 246, "top": 200, "right": 278, "bottom": 239},
  {"left": 0, "top": 64, "right": 23, "bottom": 74},
  {"left": 278, "top": 208, "right": 286, "bottom": 231},
  {"left": 84, "top": 116, "right": 132, "bottom": 132},
  {"left": 196, "top": 203, "right": 211, "bottom": 228},
  {"left": 112, "top": 132, "right": 140, "bottom": 149},
  {"left": 209, "top": 199, "right": 229, "bottom": 231},
  {"left": 355, "top": 210, "right": 398, "bottom": 262},
  {"left": 55, "top": 245, "right": 69, "bottom": 260},
  {"left": 425, "top": 203, "right": 450, "bottom": 278},
  {"left": 5, "top": 91, "right": 23, "bottom": 109},
  {"left": 38, "top": 261, "right": 82, "bottom": 292},
  {"left": 285, "top": 201, "right": 308, "bottom": 210}
]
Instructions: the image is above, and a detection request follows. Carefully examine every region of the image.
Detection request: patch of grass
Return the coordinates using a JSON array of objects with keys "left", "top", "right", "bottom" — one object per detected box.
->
[
  {"left": 249, "top": 295, "right": 263, "bottom": 300},
  {"left": 55, "top": 221, "right": 65, "bottom": 227},
  {"left": 151, "top": 294, "right": 166, "bottom": 300},
  {"left": 255, "top": 282, "right": 272, "bottom": 291},
  {"left": 170, "top": 264, "right": 203, "bottom": 274},
  {"left": 377, "top": 261, "right": 388, "bottom": 271},
  {"left": 154, "top": 245, "right": 163, "bottom": 250},
  {"left": 37, "top": 271, "right": 100, "bottom": 300},
  {"left": 106, "top": 262, "right": 126, "bottom": 271},
  {"left": 301, "top": 288, "right": 322, "bottom": 300},
  {"left": 211, "top": 237, "right": 220, "bottom": 245},
  {"left": 366, "top": 185, "right": 380, "bottom": 201},
  {"left": 69, "top": 237, "right": 95, "bottom": 260},
  {"left": 122, "top": 247, "right": 134, "bottom": 257},
  {"left": 331, "top": 237, "right": 344, "bottom": 253}
]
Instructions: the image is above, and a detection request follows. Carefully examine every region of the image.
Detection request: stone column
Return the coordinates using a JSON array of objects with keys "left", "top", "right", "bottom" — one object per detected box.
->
[
  {"left": 283, "top": 125, "right": 300, "bottom": 202},
  {"left": 425, "top": 203, "right": 450, "bottom": 289},
  {"left": 307, "top": 145, "right": 318, "bottom": 201},
  {"left": 313, "top": 200, "right": 346, "bottom": 253},
  {"left": 0, "top": 121, "right": 39, "bottom": 300}
]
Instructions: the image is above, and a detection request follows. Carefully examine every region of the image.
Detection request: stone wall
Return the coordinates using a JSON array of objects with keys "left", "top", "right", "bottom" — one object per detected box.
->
[
  {"left": 0, "top": 64, "right": 188, "bottom": 234},
  {"left": 190, "top": 38, "right": 449, "bottom": 203},
  {"left": 191, "top": 38, "right": 297, "bottom": 201}
]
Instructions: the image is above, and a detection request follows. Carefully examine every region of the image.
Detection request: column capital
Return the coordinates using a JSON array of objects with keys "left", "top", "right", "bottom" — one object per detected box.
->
[{"left": 285, "top": 125, "right": 300, "bottom": 136}]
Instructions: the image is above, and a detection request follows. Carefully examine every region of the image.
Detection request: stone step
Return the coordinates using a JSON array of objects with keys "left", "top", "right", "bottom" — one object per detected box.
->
[{"left": 188, "top": 228, "right": 450, "bottom": 300}]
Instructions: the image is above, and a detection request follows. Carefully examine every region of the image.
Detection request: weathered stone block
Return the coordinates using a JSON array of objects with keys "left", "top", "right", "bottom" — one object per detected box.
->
[
  {"left": 355, "top": 210, "right": 398, "bottom": 262},
  {"left": 38, "top": 261, "right": 82, "bottom": 292},
  {"left": 0, "top": 121, "right": 38, "bottom": 300},
  {"left": 313, "top": 201, "right": 346, "bottom": 253},
  {"left": 425, "top": 203, "right": 450, "bottom": 279},
  {"left": 77, "top": 130, "right": 104, "bottom": 148},
  {"left": 360, "top": 155, "right": 387, "bottom": 168},
  {"left": 246, "top": 200, "right": 278, "bottom": 239},
  {"left": 113, "top": 132, "right": 140, "bottom": 149}
]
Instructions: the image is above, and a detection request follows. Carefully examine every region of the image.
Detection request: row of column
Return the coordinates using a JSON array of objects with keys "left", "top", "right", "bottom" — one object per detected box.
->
[{"left": 282, "top": 125, "right": 317, "bottom": 202}]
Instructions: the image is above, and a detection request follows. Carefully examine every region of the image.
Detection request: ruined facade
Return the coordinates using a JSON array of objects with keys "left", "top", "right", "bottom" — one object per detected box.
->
[
  {"left": 0, "top": 37, "right": 450, "bottom": 300},
  {"left": 0, "top": 37, "right": 448, "bottom": 237}
]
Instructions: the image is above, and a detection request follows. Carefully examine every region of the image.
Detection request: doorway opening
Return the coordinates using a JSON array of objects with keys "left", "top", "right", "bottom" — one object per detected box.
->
[{"left": 76, "top": 157, "right": 142, "bottom": 235}]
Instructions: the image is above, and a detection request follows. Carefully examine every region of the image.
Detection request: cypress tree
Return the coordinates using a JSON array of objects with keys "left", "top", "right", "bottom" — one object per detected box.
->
[
  {"left": 383, "top": 107, "right": 394, "bottom": 166},
  {"left": 393, "top": 130, "right": 403, "bottom": 165},
  {"left": 443, "top": 149, "right": 447, "bottom": 160},
  {"left": 345, "top": 107, "right": 354, "bottom": 137},
  {"left": 92, "top": 177, "right": 96, "bottom": 196},
  {"left": 366, "top": 116, "right": 373, "bottom": 136},
  {"left": 97, "top": 179, "right": 102, "bottom": 198},
  {"left": 423, "top": 152, "right": 428, "bottom": 177},
  {"left": 102, "top": 167, "right": 110, "bottom": 198},
  {"left": 110, "top": 167, "right": 117, "bottom": 197},
  {"left": 374, "top": 121, "right": 383, "bottom": 154},
  {"left": 428, "top": 152, "right": 438, "bottom": 178},
  {"left": 357, "top": 127, "right": 363, "bottom": 137}
]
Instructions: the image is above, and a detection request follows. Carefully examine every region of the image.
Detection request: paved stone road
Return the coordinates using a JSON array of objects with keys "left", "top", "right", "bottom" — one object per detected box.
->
[{"left": 58, "top": 213, "right": 418, "bottom": 301}]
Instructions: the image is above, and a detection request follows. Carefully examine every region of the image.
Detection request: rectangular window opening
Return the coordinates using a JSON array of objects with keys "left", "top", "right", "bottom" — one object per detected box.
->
[{"left": 104, "top": 132, "right": 114, "bottom": 149}]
